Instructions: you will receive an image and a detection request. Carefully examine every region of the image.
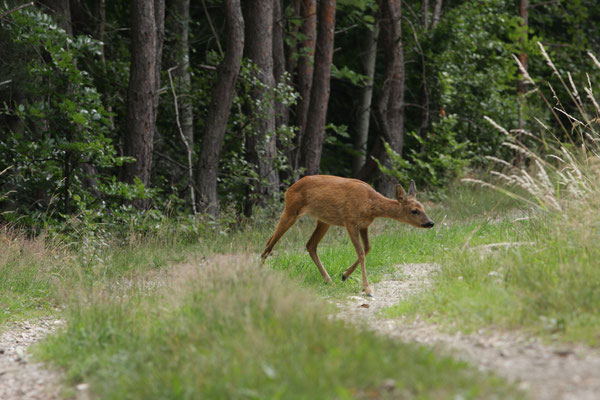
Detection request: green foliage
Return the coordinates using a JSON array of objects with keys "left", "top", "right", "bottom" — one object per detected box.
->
[
  {"left": 0, "top": 8, "right": 146, "bottom": 231},
  {"left": 426, "top": 0, "right": 521, "bottom": 159},
  {"left": 218, "top": 59, "right": 299, "bottom": 209},
  {"left": 377, "top": 115, "right": 470, "bottom": 188}
]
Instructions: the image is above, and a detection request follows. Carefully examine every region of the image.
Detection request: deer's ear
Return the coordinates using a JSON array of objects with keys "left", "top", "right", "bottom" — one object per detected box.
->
[
  {"left": 408, "top": 180, "right": 416, "bottom": 198},
  {"left": 396, "top": 184, "right": 407, "bottom": 202}
]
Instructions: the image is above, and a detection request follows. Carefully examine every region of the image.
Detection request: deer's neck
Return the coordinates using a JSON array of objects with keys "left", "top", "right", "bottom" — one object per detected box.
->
[{"left": 372, "top": 196, "right": 403, "bottom": 220}]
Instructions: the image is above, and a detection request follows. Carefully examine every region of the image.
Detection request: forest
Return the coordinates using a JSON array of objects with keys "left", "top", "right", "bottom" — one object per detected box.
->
[
  {"left": 2, "top": 1, "right": 600, "bottom": 399},
  {"left": 0, "top": 0, "right": 597, "bottom": 230}
]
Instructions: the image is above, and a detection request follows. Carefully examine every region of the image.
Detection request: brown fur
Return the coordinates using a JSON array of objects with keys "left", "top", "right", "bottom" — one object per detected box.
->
[{"left": 261, "top": 175, "right": 434, "bottom": 296}]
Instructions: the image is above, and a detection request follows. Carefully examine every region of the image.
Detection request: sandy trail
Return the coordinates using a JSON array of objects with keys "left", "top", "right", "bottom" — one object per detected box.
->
[
  {"left": 0, "top": 317, "right": 64, "bottom": 400},
  {"left": 336, "top": 263, "right": 600, "bottom": 400}
]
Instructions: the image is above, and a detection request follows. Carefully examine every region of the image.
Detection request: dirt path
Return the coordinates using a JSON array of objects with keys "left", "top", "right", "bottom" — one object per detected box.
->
[
  {"left": 0, "top": 317, "right": 65, "bottom": 400},
  {"left": 336, "top": 263, "right": 600, "bottom": 400}
]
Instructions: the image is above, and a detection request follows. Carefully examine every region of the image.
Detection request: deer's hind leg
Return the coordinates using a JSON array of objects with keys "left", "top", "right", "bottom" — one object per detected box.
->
[
  {"left": 345, "top": 225, "right": 372, "bottom": 296},
  {"left": 261, "top": 208, "right": 300, "bottom": 261},
  {"left": 306, "top": 220, "right": 333, "bottom": 284},
  {"left": 341, "top": 228, "right": 370, "bottom": 281}
]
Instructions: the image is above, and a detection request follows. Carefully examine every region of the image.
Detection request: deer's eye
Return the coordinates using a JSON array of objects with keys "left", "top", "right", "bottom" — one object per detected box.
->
[{"left": 411, "top": 210, "right": 419, "bottom": 215}]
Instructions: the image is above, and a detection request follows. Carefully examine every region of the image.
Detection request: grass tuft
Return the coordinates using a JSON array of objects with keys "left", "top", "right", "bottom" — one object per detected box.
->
[{"left": 36, "top": 258, "right": 520, "bottom": 399}]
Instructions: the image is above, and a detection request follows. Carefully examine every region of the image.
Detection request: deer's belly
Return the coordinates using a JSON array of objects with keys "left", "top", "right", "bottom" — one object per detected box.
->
[{"left": 305, "top": 207, "right": 345, "bottom": 226}]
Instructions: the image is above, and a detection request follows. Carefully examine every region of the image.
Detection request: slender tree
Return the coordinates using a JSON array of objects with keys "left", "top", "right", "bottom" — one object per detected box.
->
[
  {"left": 196, "top": 0, "right": 245, "bottom": 215},
  {"left": 272, "top": 0, "right": 288, "bottom": 129},
  {"left": 170, "top": 0, "right": 194, "bottom": 145},
  {"left": 432, "top": 0, "right": 442, "bottom": 28},
  {"left": 299, "top": 0, "right": 336, "bottom": 176},
  {"left": 374, "top": 0, "right": 405, "bottom": 196},
  {"left": 123, "top": 0, "right": 160, "bottom": 191},
  {"left": 153, "top": 0, "right": 165, "bottom": 122},
  {"left": 421, "top": 0, "right": 430, "bottom": 29},
  {"left": 244, "top": 0, "right": 279, "bottom": 210},
  {"left": 353, "top": 21, "right": 379, "bottom": 177},
  {"left": 294, "top": 0, "right": 316, "bottom": 168}
]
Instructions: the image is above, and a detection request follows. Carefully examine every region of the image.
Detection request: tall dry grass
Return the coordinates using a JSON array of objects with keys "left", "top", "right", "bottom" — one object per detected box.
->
[{"left": 463, "top": 43, "right": 600, "bottom": 212}]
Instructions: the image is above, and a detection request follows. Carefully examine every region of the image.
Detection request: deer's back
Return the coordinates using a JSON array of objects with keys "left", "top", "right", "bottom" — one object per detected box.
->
[{"left": 285, "top": 175, "right": 378, "bottom": 227}]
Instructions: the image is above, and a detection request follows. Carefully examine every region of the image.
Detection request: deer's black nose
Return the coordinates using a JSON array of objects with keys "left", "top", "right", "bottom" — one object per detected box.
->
[{"left": 422, "top": 221, "right": 435, "bottom": 228}]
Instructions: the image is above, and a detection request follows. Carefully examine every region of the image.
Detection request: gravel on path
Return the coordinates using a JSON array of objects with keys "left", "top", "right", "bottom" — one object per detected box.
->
[
  {"left": 336, "top": 263, "right": 600, "bottom": 400},
  {"left": 0, "top": 317, "right": 65, "bottom": 400}
]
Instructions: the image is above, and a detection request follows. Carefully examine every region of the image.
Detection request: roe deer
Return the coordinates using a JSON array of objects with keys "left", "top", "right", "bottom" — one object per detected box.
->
[{"left": 261, "top": 175, "right": 434, "bottom": 296}]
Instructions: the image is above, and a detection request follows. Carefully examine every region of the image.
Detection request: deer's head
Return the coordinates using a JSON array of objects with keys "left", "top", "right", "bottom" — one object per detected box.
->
[{"left": 396, "top": 181, "right": 435, "bottom": 228}]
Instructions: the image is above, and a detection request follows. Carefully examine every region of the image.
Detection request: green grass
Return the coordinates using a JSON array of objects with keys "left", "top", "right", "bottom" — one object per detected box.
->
[
  {"left": 0, "top": 231, "right": 195, "bottom": 325},
  {"left": 383, "top": 192, "right": 600, "bottom": 345},
  {"left": 0, "top": 220, "right": 277, "bottom": 324},
  {"left": 35, "top": 261, "right": 520, "bottom": 400}
]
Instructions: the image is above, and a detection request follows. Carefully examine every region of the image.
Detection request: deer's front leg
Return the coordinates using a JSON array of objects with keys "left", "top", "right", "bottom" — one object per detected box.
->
[
  {"left": 345, "top": 225, "right": 372, "bottom": 296},
  {"left": 342, "top": 228, "right": 370, "bottom": 282}
]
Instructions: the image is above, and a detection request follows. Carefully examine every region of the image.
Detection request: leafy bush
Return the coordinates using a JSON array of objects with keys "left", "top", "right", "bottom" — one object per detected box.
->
[{"left": 378, "top": 115, "right": 470, "bottom": 188}]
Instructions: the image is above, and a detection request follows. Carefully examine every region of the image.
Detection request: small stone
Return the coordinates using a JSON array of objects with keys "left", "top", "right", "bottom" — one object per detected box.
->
[
  {"left": 381, "top": 379, "right": 396, "bottom": 392},
  {"left": 359, "top": 303, "right": 370, "bottom": 308},
  {"left": 554, "top": 348, "right": 573, "bottom": 357},
  {"left": 77, "top": 383, "right": 89, "bottom": 391}
]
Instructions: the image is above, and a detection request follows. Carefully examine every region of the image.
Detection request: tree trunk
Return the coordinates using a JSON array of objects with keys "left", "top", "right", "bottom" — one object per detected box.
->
[
  {"left": 285, "top": 0, "right": 302, "bottom": 77},
  {"left": 352, "top": 22, "right": 378, "bottom": 177},
  {"left": 171, "top": 0, "right": 194, "bottom": 145},
  {"left": 272, "top": 0, "right": 288, "bottom": 128},
  {"left": 421, "top": 0, "right": 430, "bottom": 29},
  {"left": 38, "top": 0, "right": 72, "bottom": 35},
  {"left": 374, "top": 0, "right": 405, "bottom": 196},
  {"left": 244, "top": 0, "right": 279, "bottom": 210},
  {"left": 294, "top": 0, "right": 317, "bottom": 168},
  {"left": 153, "top": 0, "right": 165, "bottom": 121},
  {"left": 123, "top": 0, "right": 158, "bottom": 191},
  {"left": 432, "top": 0, "right": 442, "bottom": 28},
  {"left": 299, "top": 0, "right": 336, "bottom": 176},
  {"left": 196, "top": 0, "right": 244, "bottom": 215}
]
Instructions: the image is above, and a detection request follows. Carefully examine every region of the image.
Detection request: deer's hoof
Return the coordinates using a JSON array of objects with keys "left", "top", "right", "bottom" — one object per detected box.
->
[
  {"left": 365, "top": 293, "right": 374, "bottom": 298},
  {"left": 341, "top": 274, "right": 347, "bottom": 282}
]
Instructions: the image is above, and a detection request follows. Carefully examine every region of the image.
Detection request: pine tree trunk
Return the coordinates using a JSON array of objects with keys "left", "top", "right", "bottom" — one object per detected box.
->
[
  {"left": 421, "top": 0, "right": 430, "bottom": 29},
  {"left": 294, "top": 0, "right": 317, "bottom": 169},
  {"left": 196, "top": 0, "right": 244, "bottom": 215},
  {"left": 171, "top": 0, "right": 194, "bottom": 145},
  {"left": 300, "top": 0, "right": 336, "bottom": 176},
  {"left": 273, "top": 0, "right": 288, "bottom": 128},
  {"left": 244, "top": 0, "right": 279, "bottom": 210},
  {"left": 374, "top": 0, "right": 405, "bottom": 196},
  {"left": 154, "top": 0, "right": 165, "bottom": 121},
  {"left": 124, "top": 0, "right": 158, "bottom": 191},
  {"left": 432, "top": 0, "right": 442, "bottom": 28},
  {"left": 353, "top": 22, "right": 378, "bottom": 177}
]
